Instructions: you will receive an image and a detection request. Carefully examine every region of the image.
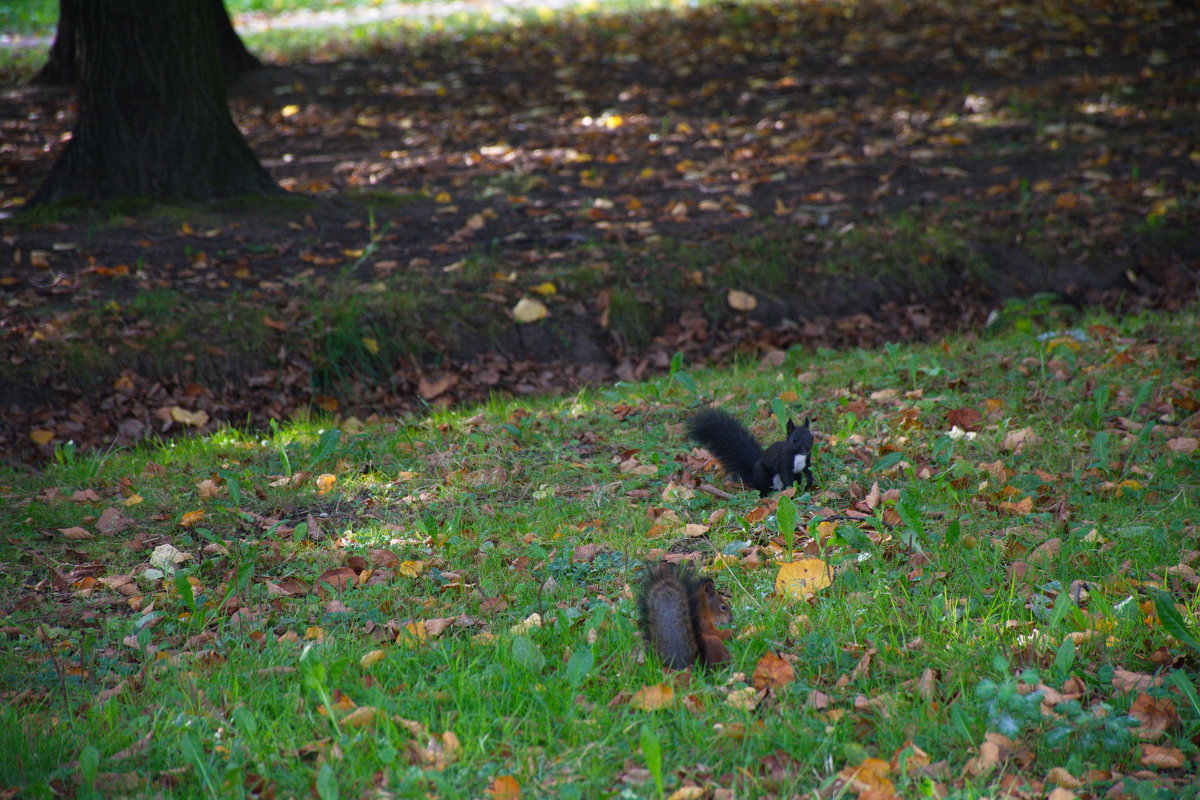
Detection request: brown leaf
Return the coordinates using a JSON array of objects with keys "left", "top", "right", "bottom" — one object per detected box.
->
[
  {"left": 1027, "top": 537, "right": 1062, "bottom": 564},
  {"left": 314, "top": 567, "right": 357, "bottom": 593},
  {"left": 1129, "top": 693, "right": 1178, "bottom": 739},
  {"left": 752, "top": 652, "right": 795, "bottom": 690},
  {"left": 1167, "top": 437, "right": 1198, "bottom": 454},
  {"left": 1002, "top": 427, "right": 1042, "bottom": 453},
  {"left": 96, "top": 507, "right": 133, "bottom": 534},
  {"left": 1112, "top": 668, "right": 1162, "bottom": 693},
  {"left": 946, "top": 407, "right": 982, "bottom": 431},
  {"left": 418, "top": 373, "right": 458, "bottom": 400},
  {"left": 631, "top": 682, "right": 675, "bottom": 711},
  {"left": 1139, "top": 744, "right": 1185, "bottom": 769},
  {"left": 265, "top": 577, "right": 308, "bottom": 596},
  {"left": 59, "top": 526, "right": 94, "bottom": 540}
]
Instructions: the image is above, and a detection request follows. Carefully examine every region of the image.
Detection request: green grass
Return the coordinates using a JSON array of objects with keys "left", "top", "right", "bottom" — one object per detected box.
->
[{"left": 3, "top": 302, "right": 1199, "bottom": 797}]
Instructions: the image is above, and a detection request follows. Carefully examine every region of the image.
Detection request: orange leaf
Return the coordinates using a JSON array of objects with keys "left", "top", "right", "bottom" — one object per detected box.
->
[
  {"left": 488, "top": 775, "right": 520, "bottom": 800},
  {"left": 631, "top": 682, "right": 675, "bottom": 711},
  {"left": 180, "top": 510, "right": 205, "bottom": 528},
  {"left": 752, "top": 652, "right": 795, "bottom": 690}
]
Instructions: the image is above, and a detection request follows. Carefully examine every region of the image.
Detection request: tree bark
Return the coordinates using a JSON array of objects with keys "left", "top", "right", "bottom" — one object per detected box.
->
[
  {"left": 32, "top": 0, "right": 281, "bottom": 204},
  {"left": 211, "top": 0, "right": 264, "bottom": 83},
  {"left": 32, "top": 0, "right": 262, "bottom": 87},
  {"left": 31, "top": 0, "right": 78, "bottom": 86}
]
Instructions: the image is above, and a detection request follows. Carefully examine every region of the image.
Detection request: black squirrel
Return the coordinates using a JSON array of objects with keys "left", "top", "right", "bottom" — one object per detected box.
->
[
  {"left": 688, "top": 409, "right": 814, "bottom": 496},
  {"left": 637, "top": 561, "right": 733, "bottom": 669}
]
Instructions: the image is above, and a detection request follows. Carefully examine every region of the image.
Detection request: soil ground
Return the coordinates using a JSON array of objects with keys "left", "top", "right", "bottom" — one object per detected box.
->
[{"left": 1, "top": 0, "right": 1197, "bottom": 464}]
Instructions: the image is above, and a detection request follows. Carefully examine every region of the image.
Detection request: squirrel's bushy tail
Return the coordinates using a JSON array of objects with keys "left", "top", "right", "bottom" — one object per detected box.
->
[{"left": 687, "top": 409, "right": 762, "bottom": 486}]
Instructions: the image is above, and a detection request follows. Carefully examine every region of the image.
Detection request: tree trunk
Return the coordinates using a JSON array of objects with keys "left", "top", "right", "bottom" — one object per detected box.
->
[
  {"left": 31, "top": 0, "right": 78, "bottom": 86},
  {"left": 32, "top": 0, "right": 281, "bottom": 205},
  {"left": 32, "top": 0, "right": 262, "bottom": 87},
  {"left": 211, "top": 0, "right": 264, "bottom": 83}
]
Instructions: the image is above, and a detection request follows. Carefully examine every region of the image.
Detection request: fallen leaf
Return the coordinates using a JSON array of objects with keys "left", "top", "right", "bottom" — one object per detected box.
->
[
  {"left": 1140, "top": 743, "right": 1185, "bottom": 769},
  {"left": 341, "top": 706, "right": 380, "bottom": 729},
  {"left": 512, "top": 297, "right": 549, "bottom": 323},
  {"left": 725, "top": 686, "right": 759, "bottom": 711},
  {"left": 59, "top": 526, "right": 94, "bottom": 540},
  {"left": 774, "top": 559, "right": 832, "bottom": 600},
  {"left": 316, "top": 473, "right": 337, "bottom": 494},
  {"left": 727, "top": 289, "right": 757, "bottom": 311},
  {"left": 1129, "top": 693, "right": 1178, "bottom": 739},
  {"left": 488, "top": 774, "right": 520, "bottom": 800},
  {"left": 631, "top": 682, "right": 675, "bottom": 711},
  {"left": 1002, "top": 427, "right": 1042, "bottom": 453},
  {"left": 169, "top": 406, "right": 209, "bottom": 428},
  {"left": 752, "top": 652, "right": 795, "bottom": 690},
  {"left": 149, "top": 543, "right": 191, "bottom": 572},
  {"left": 946, "top": 407, "right": 982, "bottom": 431}
]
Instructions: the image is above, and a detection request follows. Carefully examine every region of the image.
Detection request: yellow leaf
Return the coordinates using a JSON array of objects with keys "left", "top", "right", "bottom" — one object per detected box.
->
[
  {"left": 512, "top": 297, "right": 549, "bottom": 323},
  {"left": 530, "top": 282, "right": 557, "bottom": 296},
  {"left": 838, "top": 757, "right": 894, "bottom": 793},
  {"left": 775, "top": 559, "right": 832, "bottom": 600},
  {"left": 30, "top": 429, "right": 55, "bottom": 446},
  {"left": 725, "top": 686, "right": 760, "bottom": 711},
  {"left": 434, "top": 191, "right": 453, "bottom": 204},
  {"left": 397, "top": 560, "right": 425, "bottom": 578},
  {"left": 727, "top": 289, "right": 757, "bottom": 311},
  {"left": 360, "top": 649, "right": 387, "bottom": 669},
  {"left": 281, "top": 104, "right": 300, "bottom": 117},
  {"left": 179, "top": 510, "right": 205, "bottom": 528},
  {"left": 316, "top": 474, "right": 337, "bottom": 495},
  {"left": 121, "top": 494, "right": 144, "bottom": 507},
  {"left": 362, "top": 337, "right": 380, "bottom": 355},
  {"left": 398, "top": 620, "right": 427, "bottom": 645},
  {"left": 305, "top": 626, "right": 325, "bottom": 641}
]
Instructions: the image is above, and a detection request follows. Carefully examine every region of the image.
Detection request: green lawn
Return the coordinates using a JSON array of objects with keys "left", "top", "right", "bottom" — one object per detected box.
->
[{"left": 2, "top": 300, "right": 1198, "bottom": 798}]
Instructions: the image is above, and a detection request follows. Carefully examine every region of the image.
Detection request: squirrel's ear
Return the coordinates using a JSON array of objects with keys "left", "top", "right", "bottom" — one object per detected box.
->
[
  {"left": 786, "top": 418, "right": 795, "bottom": 434},
  {"left": 804, "top": 416, "right": 811, "bottom": 427}
]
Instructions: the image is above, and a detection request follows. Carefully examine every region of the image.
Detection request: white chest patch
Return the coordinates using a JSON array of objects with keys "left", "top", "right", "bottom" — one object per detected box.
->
[
  {"left": 771, "top": 475, "right": 784, "bottom": 490},
  {"left": 793, "top": 454, "right": 808, "bottom": 472}
]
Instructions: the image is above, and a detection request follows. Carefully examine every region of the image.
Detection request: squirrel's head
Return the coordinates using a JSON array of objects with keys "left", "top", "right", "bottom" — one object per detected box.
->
[{"left": 785, "top": 417, "right": 814, "bottom": 452}]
